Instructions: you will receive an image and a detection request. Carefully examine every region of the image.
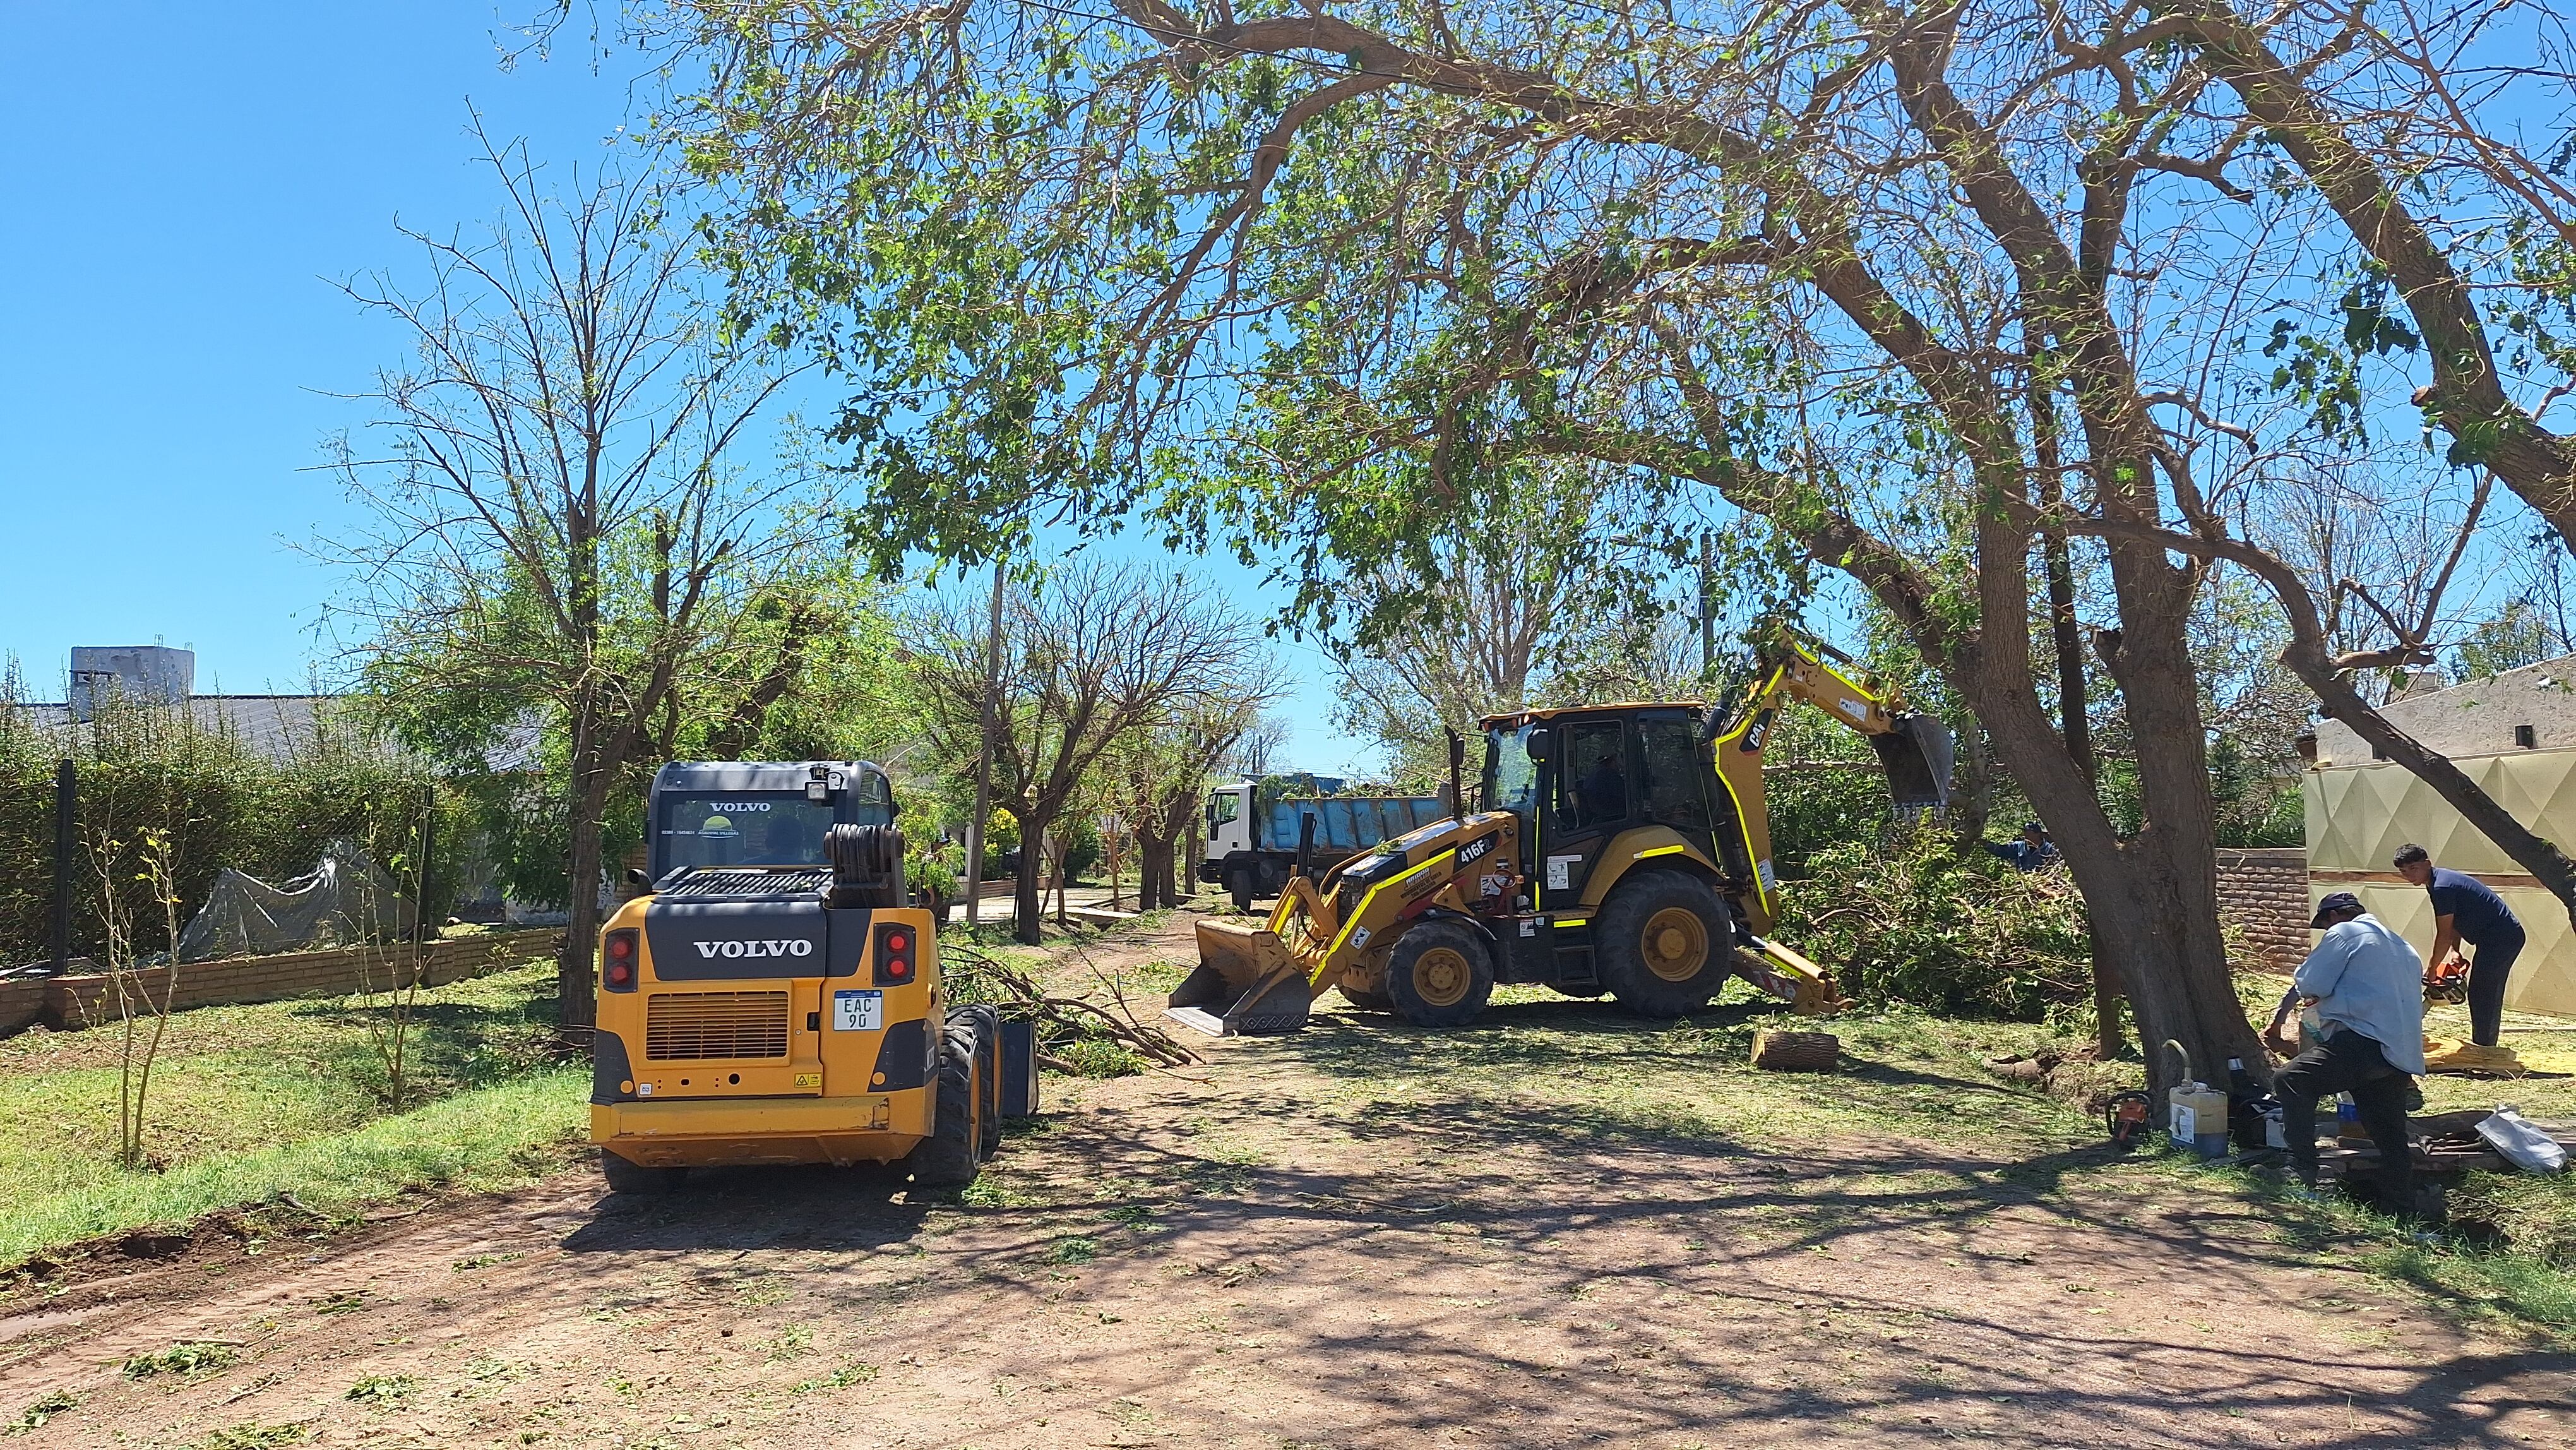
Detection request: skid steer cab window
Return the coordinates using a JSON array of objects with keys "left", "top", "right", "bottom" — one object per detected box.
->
[
  {"left": 1484, "top": 726, "right": 1539, "bottom": 817},
  {"left": 655, "top": 794, "right": 839, "bottom": 869},
  {"left": 1637, "top": 719, "right": 1714, "bottom": 829}
]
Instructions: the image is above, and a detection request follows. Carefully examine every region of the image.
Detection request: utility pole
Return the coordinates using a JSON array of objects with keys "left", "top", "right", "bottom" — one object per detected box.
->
[
  {"left": 962, "top": 562, "right": 1006, "bottom": 928},
  {"left": 1697, "top": 531, "right": 1719, "bottom": 683}
]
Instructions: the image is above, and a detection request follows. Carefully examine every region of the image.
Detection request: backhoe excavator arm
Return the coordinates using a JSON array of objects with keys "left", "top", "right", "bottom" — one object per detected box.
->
[{"left": 1708, "top": 628, "right": 1954, "bottom": 934}]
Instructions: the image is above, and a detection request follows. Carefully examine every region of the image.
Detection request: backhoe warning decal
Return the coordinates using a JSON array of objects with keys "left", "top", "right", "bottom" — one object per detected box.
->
[
  {"left": 1546, "top": 855, "right": 1582, "bottom": 891},
  {"left": 833, "top": 990, "right": 884, "bottom": 1032}
]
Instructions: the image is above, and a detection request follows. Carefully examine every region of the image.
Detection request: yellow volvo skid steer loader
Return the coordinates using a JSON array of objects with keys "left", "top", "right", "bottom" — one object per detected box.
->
[
  {"left": 590, "top": 761, "right": 1037, "bottom": 1193},
  {"left": 1169, "top": 631, "right": 1952, "bottom": 1034}
]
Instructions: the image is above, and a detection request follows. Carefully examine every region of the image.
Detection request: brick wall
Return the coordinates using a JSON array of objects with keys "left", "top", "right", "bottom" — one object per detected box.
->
[
  {"left": 0, "top": 929, "right": 558, "bottom": 1037},
  {"left": 2216, "top": 848, "right": 2310, "bottom": 970}
]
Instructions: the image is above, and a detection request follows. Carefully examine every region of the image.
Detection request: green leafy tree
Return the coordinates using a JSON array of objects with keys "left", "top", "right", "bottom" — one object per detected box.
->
[{"left": 667, "top": 0, "right": 2576, "bottom": 1088}]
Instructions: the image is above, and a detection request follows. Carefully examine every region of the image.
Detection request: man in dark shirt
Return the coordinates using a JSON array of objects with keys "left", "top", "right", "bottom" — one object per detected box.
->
[
  {"left": 2394, "top": 843, "right": 2524, "bottom": 1050},
  {"left": 1983, "top": 822, "right": 2058, "bottom": 872}
]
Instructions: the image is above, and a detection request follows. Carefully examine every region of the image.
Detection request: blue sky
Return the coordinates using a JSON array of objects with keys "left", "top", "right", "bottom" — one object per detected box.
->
[{"left": 0, "top": 3, "right": 1372, "bottom": 772}]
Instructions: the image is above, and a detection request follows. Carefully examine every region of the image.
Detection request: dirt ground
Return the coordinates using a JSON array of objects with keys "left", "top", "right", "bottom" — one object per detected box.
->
[{"left": 4, "top": 914, "right": 2571, "bottom": 1449}]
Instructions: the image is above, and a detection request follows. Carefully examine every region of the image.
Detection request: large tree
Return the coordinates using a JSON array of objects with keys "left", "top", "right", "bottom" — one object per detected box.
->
[
  {"left": 671, "top": 0, "right": 2576, "bottom": 1088},
  {"left": 335, "top": 128, "right": 816, "bottom": 1031},
  {"left": 905, "top": 560, "right": 1271, "bottom": 942}
]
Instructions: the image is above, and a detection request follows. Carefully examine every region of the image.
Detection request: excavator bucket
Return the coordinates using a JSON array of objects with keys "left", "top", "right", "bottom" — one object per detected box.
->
[
  {"left": 1871, "top": 713, "right": 1955, "bottom": 811},
  {"left": 1731, "top": 935, "right": 1850, "bottom": 1016},
  {"left": 1167, "top": 919, "right": 1318, "bottom": 1036}
]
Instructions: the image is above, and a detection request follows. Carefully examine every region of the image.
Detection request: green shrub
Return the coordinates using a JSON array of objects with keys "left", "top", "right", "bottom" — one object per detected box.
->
[
  {"left": 0, "top": 692, "right": 463, "bottom": 966},
  {"left": 1762, "top": 767, "right": 1899, "bottom": 879},
  {"left": 1772, "top": 838, "right": 2092, "bottom": 1019}
]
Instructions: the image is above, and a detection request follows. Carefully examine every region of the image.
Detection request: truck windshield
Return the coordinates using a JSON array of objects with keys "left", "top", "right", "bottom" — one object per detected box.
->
[
  {"left": 1207, "top": 791, "right": 1241, "bottom": 829},
  {"left": 1483, "top": 726, "right": 1538, "bottom": 816},
  {"left": 655, "top": 794, "right": 840, "bottom": 869}
]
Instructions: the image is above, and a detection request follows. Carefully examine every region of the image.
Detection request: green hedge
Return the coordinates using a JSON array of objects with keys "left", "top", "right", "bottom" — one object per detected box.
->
[{"left": 0, "top": 697, "right": 463, "bottom": 967}]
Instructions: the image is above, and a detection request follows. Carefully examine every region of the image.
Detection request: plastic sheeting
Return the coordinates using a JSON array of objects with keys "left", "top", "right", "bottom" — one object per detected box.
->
[{"left": 176, "top": 838, "right": 415, "bottom": 963}]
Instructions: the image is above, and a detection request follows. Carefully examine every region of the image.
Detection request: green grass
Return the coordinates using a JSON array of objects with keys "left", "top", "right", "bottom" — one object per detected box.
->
[
  {"left": 1, "top": 1069, "right": 585, "bottom": 1271},
  {"left": 0, "top": 961, "right": 580, "bottom": 1273}
]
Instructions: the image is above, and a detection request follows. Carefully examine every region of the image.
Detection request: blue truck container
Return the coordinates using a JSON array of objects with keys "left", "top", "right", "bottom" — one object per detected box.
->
[{"left": 1201, "top": 778, "right": 1448, "bottom": 910}]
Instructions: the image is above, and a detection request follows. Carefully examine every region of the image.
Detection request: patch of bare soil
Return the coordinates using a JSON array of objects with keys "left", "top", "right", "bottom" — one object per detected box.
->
[{"left": 3, "top": 915, "right": 2569, "bottom": 1449}]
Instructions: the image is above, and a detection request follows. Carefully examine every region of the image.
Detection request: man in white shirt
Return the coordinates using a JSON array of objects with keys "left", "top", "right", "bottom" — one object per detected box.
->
[{"left": 2261, "top": 892, "right": 2426, "bottom": 1213}]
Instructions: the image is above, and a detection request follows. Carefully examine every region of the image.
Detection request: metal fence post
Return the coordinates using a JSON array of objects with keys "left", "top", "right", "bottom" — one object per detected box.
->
[{"left": 51, "top": 758, "right": 75, "bottom": 974}]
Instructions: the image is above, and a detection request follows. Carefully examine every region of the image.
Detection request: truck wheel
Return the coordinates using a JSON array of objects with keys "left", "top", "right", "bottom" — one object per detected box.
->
[
  {"left": 1335, "top": 983, "right": 1396, "bottom": 1013},
  {"left": 951, "top": 1004, "right": 1004, "bottom": 1159},
  {"left": 1384, "top": 921, "right": 1494, "bottom": 1029},
  {"left": 1597, "top": 872, "right": 1733, "bottom": 1017},
  {"left": 903, "top": 1028, "right": 982, "bottom": 1188},
  {"left": 599, "top": 1148, "right": 687, "bottom": 1195},
  {"left": 1229, "top": 870, "right": 1255, "bottom": 914}
]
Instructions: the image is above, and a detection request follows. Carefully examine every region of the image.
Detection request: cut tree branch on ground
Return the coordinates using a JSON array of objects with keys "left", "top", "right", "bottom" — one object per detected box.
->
[{"left": 939, "top": 941, "right": 1202, "bottom": 1069}]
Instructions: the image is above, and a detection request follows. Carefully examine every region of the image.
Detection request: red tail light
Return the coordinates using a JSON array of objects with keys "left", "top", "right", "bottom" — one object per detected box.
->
[
  {"left": 603, "top": 928, "right": 640, "bottom": 992},
  {"left": 873, "top": 921, "right": 915, "bottom": 986}
]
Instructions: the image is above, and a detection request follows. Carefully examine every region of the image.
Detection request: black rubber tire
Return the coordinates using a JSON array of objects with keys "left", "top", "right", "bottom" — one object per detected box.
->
[
  {"left": 1596, "top": 871, "right": 1734, "bottom": 1017},
  {"left": 1229, "top": 870, "right": 1256, "bottom": 914},
  {"left": 953, "top": 1004, "right": 1003, "bottom": 1159},
  {"left": 902, "top": 1027, "right": 982, "bottom": 1187},
  {"left": 1383, "top": 921, "right": 1494, "bottom": 1029},
  {"left": 1335, "top": 983, "right": 1397, "bottom": 1012},
  {"left": 599, "top": 1148, "right": 687, "bottom": 1195}
]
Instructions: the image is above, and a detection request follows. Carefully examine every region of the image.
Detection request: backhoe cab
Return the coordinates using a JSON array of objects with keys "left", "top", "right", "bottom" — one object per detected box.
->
[{"left": 1169, "top": 630, "right": 1952, "bottom": 1034}]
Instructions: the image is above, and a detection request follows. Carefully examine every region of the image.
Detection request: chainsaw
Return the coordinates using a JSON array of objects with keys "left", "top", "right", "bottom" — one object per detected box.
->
[{"left": 2424, "top": 954, "right": 2471, "bottom": 1005}]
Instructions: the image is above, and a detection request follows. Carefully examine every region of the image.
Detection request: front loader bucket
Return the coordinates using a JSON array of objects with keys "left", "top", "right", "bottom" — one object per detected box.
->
[
  {"left": 1871, "top": 713, "right": 1955, "bottom": 811},
  {"left": 1167, "top": 919, "right": 1316, "bottom": 1036}
]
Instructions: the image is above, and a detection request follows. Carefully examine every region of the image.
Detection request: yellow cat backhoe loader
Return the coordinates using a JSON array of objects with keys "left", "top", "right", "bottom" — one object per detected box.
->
[{"left": 1167, "top": 630, "right": 1952, "bottom": 1034}]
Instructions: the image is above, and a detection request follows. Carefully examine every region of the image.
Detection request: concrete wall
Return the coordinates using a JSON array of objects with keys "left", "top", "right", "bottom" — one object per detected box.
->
[
  {"left": 2216, "top": 848, "right": 2311, "bottom": 970},
  {"left": 2313, "top": 656, "right": 2576, "bottom": 767},
  {"left": 0, "top": 929, "right": 556, "bottom": 1037},
  {"left": 2306, "top": 757, "right": 2576, "bottom": 1017}
]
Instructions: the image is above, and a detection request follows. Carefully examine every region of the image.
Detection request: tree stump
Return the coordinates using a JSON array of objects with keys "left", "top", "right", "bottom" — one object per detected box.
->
[{"left": 1751, "top": 1029, "right": 1840, "bottom": 1072}]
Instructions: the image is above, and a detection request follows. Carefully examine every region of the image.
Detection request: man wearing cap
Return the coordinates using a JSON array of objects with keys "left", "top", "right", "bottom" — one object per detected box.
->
[
  {"left": 2261, "top": 892, "right": 2425, "bottom": 1213},
  {"left": 1983, "top": 822, "right": 2058, "bottom": 871},
  {"left": 2393, "top": 844, "right": 2525, "bottom": 1071}
]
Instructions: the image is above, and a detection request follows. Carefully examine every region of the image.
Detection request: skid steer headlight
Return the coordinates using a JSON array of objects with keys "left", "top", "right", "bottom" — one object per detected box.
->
[{"left": 602, "top": 928, "right": 640, "bottom": 992}]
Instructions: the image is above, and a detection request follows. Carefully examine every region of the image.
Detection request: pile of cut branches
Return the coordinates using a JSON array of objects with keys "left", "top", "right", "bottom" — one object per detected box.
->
[{"left": 939, "top": 940, "right": 1201, "bottom": 1073}]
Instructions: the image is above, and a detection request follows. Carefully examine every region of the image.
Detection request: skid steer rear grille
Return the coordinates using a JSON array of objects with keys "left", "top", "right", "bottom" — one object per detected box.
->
[{"left": 645, "top": 992, "right": 791, "bottom": 1060}]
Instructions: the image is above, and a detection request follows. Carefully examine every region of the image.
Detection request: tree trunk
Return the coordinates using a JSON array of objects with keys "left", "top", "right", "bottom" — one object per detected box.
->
[
  {"left": 2086, "top": 562, "right": 2265, "bottom": 1092},
  {"left": 1949, "top": 725, "right": 1994, "bottom": 849},
  {"left": 1013, "top": 810, "right": 1046, "bottom": 945},
  {"left": 1136, "top": 834, "right": 1174, "bottom": 911},
  {"left": 560, "top": 769, "right": 605, "bottom": 1035}
]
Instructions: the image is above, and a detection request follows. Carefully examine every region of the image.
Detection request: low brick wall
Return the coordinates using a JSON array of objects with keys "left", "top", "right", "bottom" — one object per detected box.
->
[
  {"left": 2217, "top": 848, "right": 2310, "bottom": 970},
  {"left": 0, "top": 930, "right": 558, "bottom": 1036}
]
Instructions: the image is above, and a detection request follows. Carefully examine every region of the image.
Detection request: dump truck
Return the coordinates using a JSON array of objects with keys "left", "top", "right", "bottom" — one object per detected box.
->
[
  {"left": 1202, "top": 776, "right": 1450, "bottom": 911},
  {"left": 589, "top": 761, "right": 1034, "bottom": 1192},
  {"left": 1168, "top": 631, "right": 1952, "bottom": 1034}
]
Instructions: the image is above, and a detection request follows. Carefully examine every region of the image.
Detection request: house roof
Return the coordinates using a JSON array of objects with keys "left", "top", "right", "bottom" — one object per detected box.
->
[
  {"left": 14, "top": 695, "right": 340, "bottom": 764},
  {"left": 2311, "top": 654, "right": 2576, "bottom": 767}
]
